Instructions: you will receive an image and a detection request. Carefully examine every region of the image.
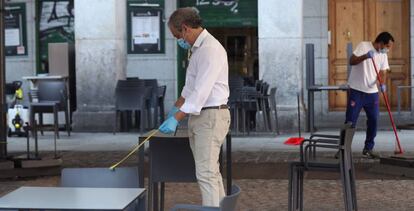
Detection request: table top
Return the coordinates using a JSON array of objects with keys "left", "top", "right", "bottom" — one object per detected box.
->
[
  {"left": 22, "top": 75, "right": 68, "bottom": 80},
  {"left": 141, "top": 129, "right": 189, "bottom": 138},
  {"left": 0, "top": 187, "right": 145, "bottom": 210}
]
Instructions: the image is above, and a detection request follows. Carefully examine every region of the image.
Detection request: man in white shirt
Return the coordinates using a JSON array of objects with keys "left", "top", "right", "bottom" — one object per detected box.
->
[
  {"left": 159, "top": 7, "right": 230, "bottom": 206},
  {"left": 346, "top": 32, "right": 394, "bottom": 158}
]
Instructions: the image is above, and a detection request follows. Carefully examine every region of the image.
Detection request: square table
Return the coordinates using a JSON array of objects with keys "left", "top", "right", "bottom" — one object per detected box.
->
[
  {"left": 138, "top": 129, "right": 232, "bottom": 211},
  {"left": 0, "top": 186, "right": 145, "bottom": 210}
]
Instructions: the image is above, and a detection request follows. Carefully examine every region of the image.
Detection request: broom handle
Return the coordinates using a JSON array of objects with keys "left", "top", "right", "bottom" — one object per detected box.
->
[
  {"left": 370, "top": 58, "right": 403, "bottom": 154},
  {"left": 297, "top": 92, "right": 301, "bottom": 137}
]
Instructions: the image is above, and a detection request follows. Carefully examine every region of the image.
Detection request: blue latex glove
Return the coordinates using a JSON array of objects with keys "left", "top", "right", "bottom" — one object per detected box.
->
[
  {"left": 159, "top": 116, "right": 179, "bottom": 134},
  {"left": 167, "top": 106, "right": 180, "bottom": 119},
  {"left": 380, "top": 84, "right": 386, "bottom": 92},
  {"left": 366, "top": 50, "right": 375, "bottom": 59}
]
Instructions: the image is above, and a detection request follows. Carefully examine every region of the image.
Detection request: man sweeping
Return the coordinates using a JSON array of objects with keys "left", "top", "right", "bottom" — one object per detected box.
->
[
  {"left": 346, "top": 32, "right": 394, "bottom": 159},
  {"left": 159, "top": 7, "right": 231, "bottom": 206}
]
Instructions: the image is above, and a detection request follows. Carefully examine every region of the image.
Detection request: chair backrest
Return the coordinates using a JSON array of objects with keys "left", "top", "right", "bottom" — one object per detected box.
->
[
  {"left": 61, "top": 167, "right": 139, "bottom": 188},
  {"left": 115, "top": 87, "right": 148, "bottom": 110},
  {"left": 229, "top": 75, "right": 245, "bottom": 104},
  {"left": 269, "top": 87, "right": 277, "bottom": 108},
  {"left": 37, "top": 80, "right": 67, "bottom": 108},
  {"left": 117, "top": 79, "right": 145, "bottom": 88},
  {"left": 261, "top": 82, "right": 269, "bottom": 95},
  {"left": 126, "top": 77, "right": 140, "bottom": 80},
  {"left": 158, "top": 85, "right": 166, "bottom": 99},
  {"left": 241, "top": 86, "right": 260, "bottom": 100},
  {"left": 219, "top": 185, "right": 241, "bottom": 211},
  {"left": 341, "top": 122, "right": 356, "bottom": 153},
  {"left": 142, "top": 79, "right": 158, "bottom": 106}
]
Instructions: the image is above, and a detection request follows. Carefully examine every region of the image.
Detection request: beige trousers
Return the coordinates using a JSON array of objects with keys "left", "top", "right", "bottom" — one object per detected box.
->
[{"left": 188, "top": 108, "right": 231, "bottom": 207}]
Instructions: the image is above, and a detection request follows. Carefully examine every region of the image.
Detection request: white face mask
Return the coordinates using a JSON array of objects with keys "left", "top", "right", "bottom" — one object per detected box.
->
[
  {"left": 177, "top": 38, "right": 191, "bottom": 49},
  {"left": 380, "top": 48, "right": 389, "bottom": 54}
]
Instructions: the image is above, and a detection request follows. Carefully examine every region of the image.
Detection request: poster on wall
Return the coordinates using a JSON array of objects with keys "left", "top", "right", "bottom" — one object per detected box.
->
[
  {"left": 38, "top": 0, "right": 74, "bottom": 73},
  {"left": 4, "top": 3, "right": 27, "bottom": 56},
  {"left": 128, "top": 6, "right": 164, "bottom": 54},
  {"left": 132, "top": 15, "right": 160, "bottom": 45}
]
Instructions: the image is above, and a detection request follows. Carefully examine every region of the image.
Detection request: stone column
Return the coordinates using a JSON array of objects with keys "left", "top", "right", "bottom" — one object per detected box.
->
[
  {"left": 258, "top": 0, "right": 304, "bottom": 130},
  {"left": 72, "top": 0, "right": 127, "bottom": 131}
]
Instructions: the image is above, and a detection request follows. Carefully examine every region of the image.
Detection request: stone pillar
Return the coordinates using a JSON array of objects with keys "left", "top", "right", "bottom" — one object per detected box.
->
[
  {"left": 258, "top": 0, "right": 304, "bottom": 130},
  {"left": 72, "top": 0, "right": 127, "bottom": 131}
]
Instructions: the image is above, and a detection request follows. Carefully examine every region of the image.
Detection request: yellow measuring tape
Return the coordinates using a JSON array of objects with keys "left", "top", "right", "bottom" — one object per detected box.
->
[{"left": 109, "top": 130, "right": 159, "bottom": 171}]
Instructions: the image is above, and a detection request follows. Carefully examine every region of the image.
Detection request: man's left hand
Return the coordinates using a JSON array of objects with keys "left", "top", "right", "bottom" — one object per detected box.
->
[
  {"left": 159, "top": 116, "right": 179, "bottom": 134},
  {"left": 380, "top": 84, "right": 386, "bottom": 92}
]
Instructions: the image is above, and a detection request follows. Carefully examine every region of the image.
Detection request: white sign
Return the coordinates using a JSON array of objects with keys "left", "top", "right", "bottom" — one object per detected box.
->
[
  {"left": 132, "top": 15, "right": 160, "bottom": 44},
  {"left": 5, "top": 28, "right": 20, "bottom": 46}
]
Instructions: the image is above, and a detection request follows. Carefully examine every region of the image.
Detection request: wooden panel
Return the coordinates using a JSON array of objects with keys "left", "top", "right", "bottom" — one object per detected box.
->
[
  {"left": 334, "top": 0, "right": 365, "bottom": 59},
  {"left": 332, "top": 66, "right": 349, "bottom": 109},
  {"left": 329, "top": 0, "right": 365, "bottom": 110},
  {"left": 368, "top": 0, "right": 410, "bottom": 110}
]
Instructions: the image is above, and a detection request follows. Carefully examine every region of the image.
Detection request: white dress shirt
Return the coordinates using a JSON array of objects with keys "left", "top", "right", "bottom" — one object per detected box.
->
[{"left": 180, "top": 29, "right": 229, "bottom": 115}]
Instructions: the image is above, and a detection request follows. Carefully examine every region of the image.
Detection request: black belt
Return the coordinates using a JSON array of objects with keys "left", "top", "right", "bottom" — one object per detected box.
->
[{"left": 201, "top": 105, "right": 229, "bottom": 110}]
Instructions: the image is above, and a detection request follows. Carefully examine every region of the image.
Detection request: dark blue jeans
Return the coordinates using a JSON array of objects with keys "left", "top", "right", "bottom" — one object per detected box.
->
[{"left": 345, "top": 89, "right": 379, "bottom": 150}]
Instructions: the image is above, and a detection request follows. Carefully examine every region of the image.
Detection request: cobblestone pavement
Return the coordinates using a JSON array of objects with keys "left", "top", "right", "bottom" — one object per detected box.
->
[
  {"left": 1, "top": 151, "right": 414, "bottom": 210},
  {"left": 1, "top": 177, "right": 414, "bottom": 211}
]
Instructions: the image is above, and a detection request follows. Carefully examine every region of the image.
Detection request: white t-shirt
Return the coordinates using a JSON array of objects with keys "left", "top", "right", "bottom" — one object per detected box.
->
[{"left": 348, "top": 41, "right": 390, "bottom": 93}]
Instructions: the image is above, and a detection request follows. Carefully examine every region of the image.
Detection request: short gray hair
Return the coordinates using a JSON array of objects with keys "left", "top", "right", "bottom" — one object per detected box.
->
[{"left": 168, "top": 7, "right": 202, "bottom": 32}]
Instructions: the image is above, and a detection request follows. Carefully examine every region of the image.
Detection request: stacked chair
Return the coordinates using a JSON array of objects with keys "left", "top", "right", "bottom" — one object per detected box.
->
[
  {"left": 113, "top": 78, "right": 168, "bottom": 133},
  {"left": 228, "top": 75, "right": 279, "bottom": 135},
  {"left": 288, "top": 123, "right": 358, "bottom": 211},
  {"left": 113, "top": 79, "right": 149, "bottom": 133}
]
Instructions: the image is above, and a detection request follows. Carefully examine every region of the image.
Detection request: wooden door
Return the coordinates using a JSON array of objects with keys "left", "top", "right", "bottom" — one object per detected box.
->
[{"left": 328, "top": 0, "right": 410, "bottom": 111}]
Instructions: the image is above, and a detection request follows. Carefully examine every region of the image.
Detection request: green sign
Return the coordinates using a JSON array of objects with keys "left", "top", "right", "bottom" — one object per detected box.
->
[
  {"left": 179, "top": 0, "right": 257, "bottom": 27},
  {"left": 37, "top": 0, "right": 74, "bottom": 73}
]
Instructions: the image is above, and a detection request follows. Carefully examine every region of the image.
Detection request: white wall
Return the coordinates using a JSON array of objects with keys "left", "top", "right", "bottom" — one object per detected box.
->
[{"left": 258, "top": 0, "right": 304, "bottom": 128}]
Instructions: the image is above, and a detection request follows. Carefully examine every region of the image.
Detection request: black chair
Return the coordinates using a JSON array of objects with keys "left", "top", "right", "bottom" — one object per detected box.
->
[
  {"left": 170, "top": 185, "right": 241, "bottom": 211},
  {"left": 116, "top": 79, "right": 148, "bottom": 131},
  {"left": 228, "top": 75, "right": 245, "bottom": 135},
  {"left": 240, "top": 86, "right": 261, "bottom": 135},
  {"left": 158, "top": 85, "right": 166, "bottom": 123},
  {"left": 113, "top": 86, "right": 149, "bottom": 134},
  {"left": 29, "top": 80, "right": 70, "bottom": 138},
  {"left": 288, "top": 123, "right": 357, "bottom": 211},
  {"left": 257, "top": 82, "right": 271, "bottom": 132},
  {"left": 267, "top": 87, "right": 280, "bottom": 134},
  {"left": 61, "top": 167, "right": 146, "bottom": 211},
  {"left": 142, "top": 79, "right": 159, "bottom": 128}
]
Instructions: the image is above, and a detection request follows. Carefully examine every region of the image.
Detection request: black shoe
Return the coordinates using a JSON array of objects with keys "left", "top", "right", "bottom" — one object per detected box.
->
[{"left": 362, "top": 149, "right": 380, "bottom": 159}]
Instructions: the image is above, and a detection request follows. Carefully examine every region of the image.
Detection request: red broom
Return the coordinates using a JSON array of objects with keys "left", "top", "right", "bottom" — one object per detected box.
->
[
  {"left": 284, "top": 93, "right": 305, "bottom": 145},
  {"left": 370, "top": 57, "right": 403, "bottom": 154}
]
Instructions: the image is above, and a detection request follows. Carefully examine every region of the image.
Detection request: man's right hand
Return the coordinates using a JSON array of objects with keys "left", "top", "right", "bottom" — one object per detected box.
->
[{"left": 366, "top": 50, "right": 375, "bottom": 59}]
